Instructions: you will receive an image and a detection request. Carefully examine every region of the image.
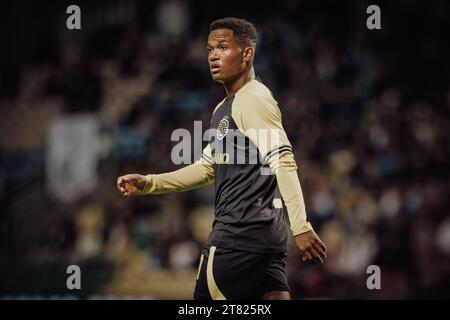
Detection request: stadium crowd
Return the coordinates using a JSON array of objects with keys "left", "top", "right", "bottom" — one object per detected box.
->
[{"left": 0, "top": 0, "right": 449, "bottom": 299}]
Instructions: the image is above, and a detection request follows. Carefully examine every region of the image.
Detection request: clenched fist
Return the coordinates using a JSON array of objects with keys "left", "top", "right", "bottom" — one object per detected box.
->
[{"left": 116, "top": 174, "right": 147, "bottom": 196}]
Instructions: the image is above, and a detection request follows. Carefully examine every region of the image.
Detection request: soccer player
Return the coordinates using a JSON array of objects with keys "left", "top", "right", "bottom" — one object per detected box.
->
[{"left": 116, "top": 17, "right": 327, "bottom": 300}]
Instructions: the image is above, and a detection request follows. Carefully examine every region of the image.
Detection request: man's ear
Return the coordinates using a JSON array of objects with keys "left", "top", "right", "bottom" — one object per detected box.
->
[{"left": 242, "top": 46, "right": 254, "bottom": 64}]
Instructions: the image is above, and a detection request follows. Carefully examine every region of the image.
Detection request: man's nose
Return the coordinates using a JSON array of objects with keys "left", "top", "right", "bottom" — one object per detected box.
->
[{"left": 209, "top": 49, "right": 219, "bottom": 61}]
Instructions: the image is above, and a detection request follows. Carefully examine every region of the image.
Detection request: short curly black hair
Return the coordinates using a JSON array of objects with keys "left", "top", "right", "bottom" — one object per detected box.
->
[{"left": 210, "top": 17, "right": 257, "bottom": 48}]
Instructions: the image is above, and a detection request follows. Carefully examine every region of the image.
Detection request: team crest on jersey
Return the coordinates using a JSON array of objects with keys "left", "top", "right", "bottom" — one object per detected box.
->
[{"left": 217, "top": 115, "right": 229, "bottom": 140}]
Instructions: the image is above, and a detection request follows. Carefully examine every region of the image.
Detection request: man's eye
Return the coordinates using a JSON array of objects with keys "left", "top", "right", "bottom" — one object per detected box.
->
[{"left": 221, "top": 47, "right": 227, "bottom": 51}]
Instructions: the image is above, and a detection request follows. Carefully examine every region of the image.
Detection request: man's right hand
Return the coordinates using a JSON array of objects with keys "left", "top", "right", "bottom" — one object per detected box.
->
[{"left": 116, "top": 174, "right": 147, "bottom": 196}]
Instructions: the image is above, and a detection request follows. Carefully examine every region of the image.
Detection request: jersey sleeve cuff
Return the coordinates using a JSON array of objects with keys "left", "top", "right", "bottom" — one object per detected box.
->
[
  {"left": 143, "top": 174, "right": 155, "bottom": 194},
  {"left": 291, "top": 221, "right": 313, "bottom": 236}
]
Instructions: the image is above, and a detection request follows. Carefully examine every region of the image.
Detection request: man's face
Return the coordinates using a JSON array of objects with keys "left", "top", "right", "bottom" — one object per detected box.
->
[{"left": 207, "top": 28, "right": 245, "bottom": 83}]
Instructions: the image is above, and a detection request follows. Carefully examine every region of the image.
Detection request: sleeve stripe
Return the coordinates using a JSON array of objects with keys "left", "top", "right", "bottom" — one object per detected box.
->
[
  {"left": 202, "top": 154, "right": 214, "bottom": 165},
  {"left": 264, "top": 145, "right": 292, "bottom": 163}
]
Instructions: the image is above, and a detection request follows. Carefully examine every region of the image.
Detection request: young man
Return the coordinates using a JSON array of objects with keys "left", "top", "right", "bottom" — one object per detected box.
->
[{"left": 116, "top": 17, "right": 327, "bottom": 300}]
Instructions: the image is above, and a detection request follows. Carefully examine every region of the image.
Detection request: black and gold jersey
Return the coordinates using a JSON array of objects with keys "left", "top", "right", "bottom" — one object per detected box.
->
[
  {"left": 202, "top": 79, "right": 293, "bottom": 253},
  {"left": 143, "top": 78, "right": 313, "bottom": 254}
]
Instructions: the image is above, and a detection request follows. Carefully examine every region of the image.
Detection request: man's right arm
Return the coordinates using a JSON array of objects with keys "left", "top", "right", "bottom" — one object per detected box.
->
[
  {"left": 117, "top": 144, "right": 214, "bottom": 196},
  {"left": 143, "top": 144, "right": 214, "bottom": 194}
]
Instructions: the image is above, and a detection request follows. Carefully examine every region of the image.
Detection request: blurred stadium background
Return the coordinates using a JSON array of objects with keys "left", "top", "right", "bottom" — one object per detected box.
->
[{"left": 0, "top": 0, "right": 449, "bottom": 299}]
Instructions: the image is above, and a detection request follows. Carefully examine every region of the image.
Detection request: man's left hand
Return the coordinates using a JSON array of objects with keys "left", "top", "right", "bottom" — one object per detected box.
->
[{"left": 294, "top": 230, "right": 327, "bottom": 266}]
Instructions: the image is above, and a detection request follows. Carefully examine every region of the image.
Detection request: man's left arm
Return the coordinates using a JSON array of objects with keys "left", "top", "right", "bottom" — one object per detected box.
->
[
  {"left": 234, "top": 91, "right": 327, "bottom": 265},
  {"left": 271, "top": 151, "right": 327, "bottom": 265}
]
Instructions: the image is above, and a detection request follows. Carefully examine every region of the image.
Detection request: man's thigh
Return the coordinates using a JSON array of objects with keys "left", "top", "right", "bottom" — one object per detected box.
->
[{"left": 194, "top": 246, "right": 289, "bottom": 300}]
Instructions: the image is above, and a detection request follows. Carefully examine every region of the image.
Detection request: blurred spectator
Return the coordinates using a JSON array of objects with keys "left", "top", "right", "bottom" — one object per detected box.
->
[{"left": 46, "top": 114, "right": 100, "bottom": 203}]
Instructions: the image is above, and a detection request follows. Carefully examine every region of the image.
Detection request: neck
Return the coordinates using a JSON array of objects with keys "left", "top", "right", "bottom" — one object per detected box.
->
[{"left": 223, "top": 67, "right": 255, "bottom": 97}]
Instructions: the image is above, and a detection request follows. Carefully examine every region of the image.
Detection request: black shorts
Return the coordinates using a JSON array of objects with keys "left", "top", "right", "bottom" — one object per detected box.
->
[{"left": 193, "top": 245, "right": 290, "bottom": 300}]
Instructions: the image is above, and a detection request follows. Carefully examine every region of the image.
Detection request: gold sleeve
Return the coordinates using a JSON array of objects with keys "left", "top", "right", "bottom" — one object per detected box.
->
[
  {"left": 142, "top": 144, "right": 215, "bottom": 195},
  {"left": 271, "top": 152, "right": 313, "bottom": 236},
  {"left": 233, "top": 90, "right": 312, "bottom": 236},
  {"left": 232, "top": 91, "right": 292, "bottom": 162}
]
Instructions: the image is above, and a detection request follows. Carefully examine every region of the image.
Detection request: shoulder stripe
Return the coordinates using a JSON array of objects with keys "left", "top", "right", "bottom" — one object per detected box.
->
[
  {"left": 264, "top": 145, "right": 292, "bottom": 163},
  {"left": 202, "top": 154, "right": 214, "bottom": 165}
]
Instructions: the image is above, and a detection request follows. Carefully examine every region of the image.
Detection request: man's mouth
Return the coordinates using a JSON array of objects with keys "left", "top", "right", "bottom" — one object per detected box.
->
[{"left": 210, "top": 65, "right": 221, "bottom": 74}]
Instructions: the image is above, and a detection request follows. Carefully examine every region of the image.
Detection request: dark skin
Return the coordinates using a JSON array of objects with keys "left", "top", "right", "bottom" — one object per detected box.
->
[
  {"left": 207, "top": 28, "right": 255, "bottom": 96},
  {"left": 117, "top": 28, "right": 327, "bottom": 300}
]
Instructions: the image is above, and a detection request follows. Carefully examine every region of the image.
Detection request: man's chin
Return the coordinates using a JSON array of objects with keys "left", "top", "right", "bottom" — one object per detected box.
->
[{"left": 211, "top": 74, "right": 223, "bottom": 82}]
